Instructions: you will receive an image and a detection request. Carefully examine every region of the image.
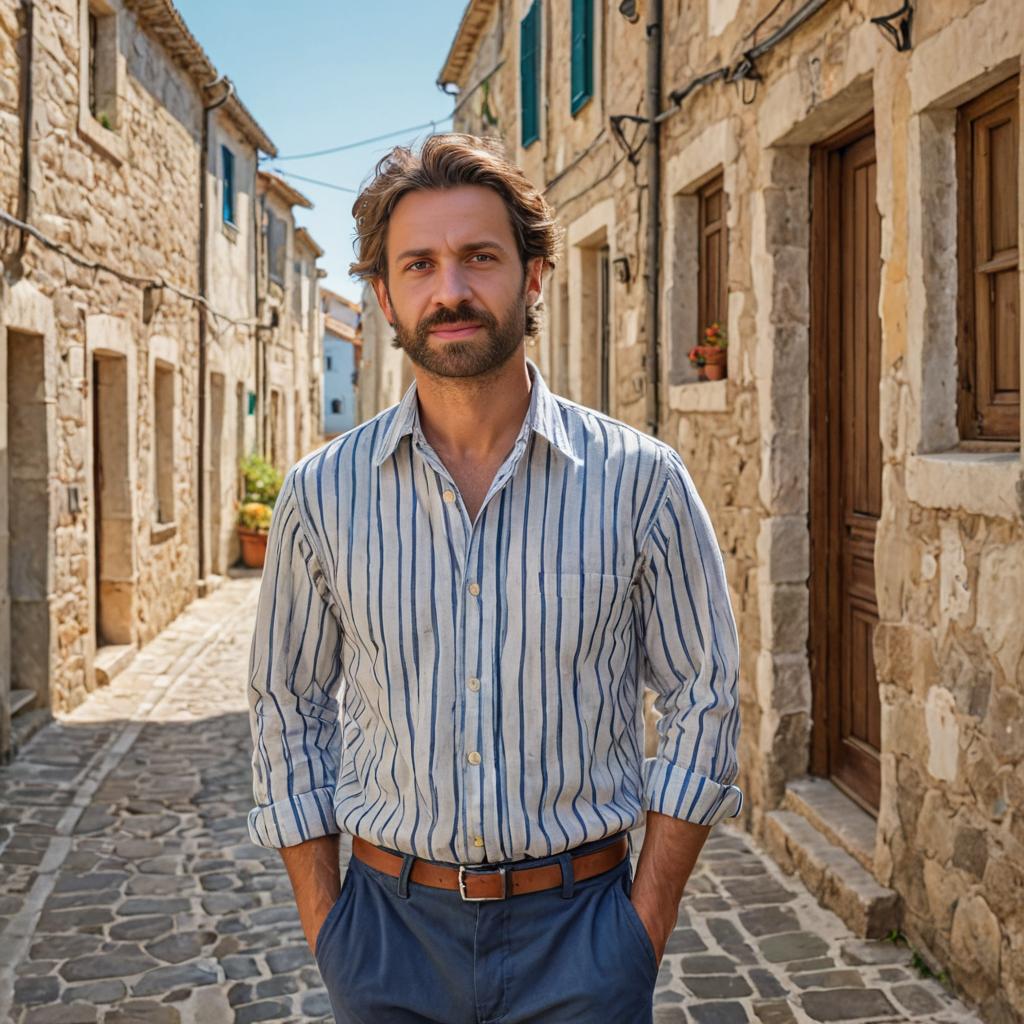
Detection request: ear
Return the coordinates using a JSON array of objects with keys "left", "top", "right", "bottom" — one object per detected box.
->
[
  {"left": 371, "top": 276, "right": 394, "bottom": 326},
  {"left": 524, "top": 257, "right": 546, "bottom": 309}
]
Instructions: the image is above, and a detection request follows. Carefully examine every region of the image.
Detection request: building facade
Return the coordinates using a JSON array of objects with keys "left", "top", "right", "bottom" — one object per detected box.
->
[
  {"left": 255, "top": 172, "right": 324, "bottom": 470},
  {"left": 433, "top": 1, "right": 1024, "bottom": 1019},
  {"left": 321, "top": 287, "right": 360, "bottom": 438},
  {"left": 0, "top": 0, "right": 322, "bottom": 761},
  {"left": 357, "top": 280, "right": 412, "bottom": 425}
]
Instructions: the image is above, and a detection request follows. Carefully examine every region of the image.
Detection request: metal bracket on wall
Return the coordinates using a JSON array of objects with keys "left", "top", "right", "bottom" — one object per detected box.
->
[{"left": 871, "top": 1, "right": 913, "bottom": 52}]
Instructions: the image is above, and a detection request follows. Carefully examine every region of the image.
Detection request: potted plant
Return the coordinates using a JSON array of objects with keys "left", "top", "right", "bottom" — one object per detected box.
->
[
  {"left": 688, "top": 322, "right": 728, "bottom": 381},
  {"left": 236, "top": 453, "right": 283, "bottom": 568}
]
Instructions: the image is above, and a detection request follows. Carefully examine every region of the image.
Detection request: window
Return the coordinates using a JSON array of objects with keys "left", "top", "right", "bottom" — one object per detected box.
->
[
  {"left": 86, "top": 2, "right": 118, "bottom": 129},
  {"left": 331, "top": 398, "right": 343, "bottom": 415},
  {"left": 570, "top": 0, "right": 593, "bottom": 115},
  {"left": 957, "top": 75, "right": 1020, "bottom": 443},
  {"left": 326, "top": 355, "right": 333, "bottom": 371},
  {"left": 221, "top": 146, "right": 236, "bottom": 225},
  {"left": 698, "top": 172, "right": 728, "bottom": 347},
  {"left": 153, "top": 362, "right": 175, "bottom": 524},
  {"left": 292, "top": 260, "right": 304, "bottom": 318},
  {"left": 520, "top": 1, "right": 541, "bottom": 148},
  {"left": 267, "top": 212, "right": 287, "bottom": 285}
]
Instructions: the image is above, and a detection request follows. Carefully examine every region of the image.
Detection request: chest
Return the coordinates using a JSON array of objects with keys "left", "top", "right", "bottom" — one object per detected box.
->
[{"left": 446, "top": 460, "right": 504, "bottom": 523}]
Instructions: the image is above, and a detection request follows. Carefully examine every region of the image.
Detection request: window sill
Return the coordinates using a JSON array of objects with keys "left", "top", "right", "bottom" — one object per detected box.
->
[
  {"left": 150, "top": 521, "right": 177, "bottom": 544},
  {"left": 78, "top": 111, "right": 126, "bottom": 164},
  {"left": 906, "top": 449, "right": 1023, "bottom": 520},
  {"left": 667, "top": 378, "right": 728, "bottom": 413},
  {"left": 221, "top": 220, "right": 240, "bottom": 243}
]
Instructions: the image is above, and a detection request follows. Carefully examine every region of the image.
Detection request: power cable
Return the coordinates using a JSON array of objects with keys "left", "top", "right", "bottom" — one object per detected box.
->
[
  {"left": 267, "top": 169, "right": 359, "bottom": 194},
  {"left": 265, "top": 115, "right": 453, "bottom": 163},
  {"left": 0, "top": 209, "right": 257, "bottom": 327}
]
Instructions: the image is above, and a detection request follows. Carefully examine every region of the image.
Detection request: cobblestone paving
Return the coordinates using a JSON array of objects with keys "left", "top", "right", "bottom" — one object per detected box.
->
[{"left": 0, "top": 575, "right": 980, "bottom": 1024}]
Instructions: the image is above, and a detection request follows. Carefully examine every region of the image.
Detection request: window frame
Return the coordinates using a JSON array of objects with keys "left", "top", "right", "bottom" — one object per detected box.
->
[
  {"left": 697, "top": 171, "right": 728, "bottom": 348},
  {"left": 956, "top": 74, "right": 1021, "bottom": 445},
  {"left": 153, "top": 360, "right": 176, "bottom": 526},
  {"left": 570, "top": 0, "right": 594, "bottom": 116},
  {"left": 520, "top": 1, "right": 541, "bottom": 148},
  {"left": 221, "top": 145, "right": 236, "bottom": 227}
]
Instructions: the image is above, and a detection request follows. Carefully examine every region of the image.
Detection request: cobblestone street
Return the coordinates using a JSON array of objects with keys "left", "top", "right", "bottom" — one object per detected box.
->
[{"left": 0, "top": 576, "right": 979, "bottom": 1024}]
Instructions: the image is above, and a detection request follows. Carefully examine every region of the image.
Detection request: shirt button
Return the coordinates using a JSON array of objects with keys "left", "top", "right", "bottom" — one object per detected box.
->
[
  {"left": 468, "top": 677, "right": 481, "bottom": 692},
  {"left": 467, "top": 750, "right": 482, "bottom": 765},
  {"left": 473, "top": 835, "right": 484, "bottom": 848},
  {"left": 442, "top": 489, "right": 456, "bottom": 503},
  {"left": 468, "top": 582, "right": 481, "bottom": 597}
]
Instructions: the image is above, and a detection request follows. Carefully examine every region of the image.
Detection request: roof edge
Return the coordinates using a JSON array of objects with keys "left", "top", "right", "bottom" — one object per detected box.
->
[{"left": 437, "top": 0, "right": 498, "bottom": 90}]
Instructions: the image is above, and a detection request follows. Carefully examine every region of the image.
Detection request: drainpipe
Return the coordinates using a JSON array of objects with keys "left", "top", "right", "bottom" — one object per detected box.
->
[
  {"left": 15, "top": 0, "right": 35, "bottom": 266},
  {"left": 644, "top": 0, "right": 662, "bottom": 437},
  {"left": 197, "top": 76, "right": 233, "bottom": 590}
]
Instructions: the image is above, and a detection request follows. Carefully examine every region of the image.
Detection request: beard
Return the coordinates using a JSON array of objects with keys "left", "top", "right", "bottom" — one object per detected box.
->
[{"left": 390, "top": 288, "right": 527, "bottom": 380}]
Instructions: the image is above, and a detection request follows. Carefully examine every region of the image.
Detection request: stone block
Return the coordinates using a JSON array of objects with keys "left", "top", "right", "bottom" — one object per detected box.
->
[{"left": 764, "top": 810, "right": 900, "bottom": 938}]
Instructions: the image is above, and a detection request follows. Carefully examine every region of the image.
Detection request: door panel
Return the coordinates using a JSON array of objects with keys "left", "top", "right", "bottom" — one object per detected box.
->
[{"left": 810, "top": 119, "right": 883, "bottom": 815}]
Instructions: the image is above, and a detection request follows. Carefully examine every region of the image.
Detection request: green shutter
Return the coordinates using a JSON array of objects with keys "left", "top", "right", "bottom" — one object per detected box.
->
[
  {"left": 520, "top": 2, "right": 540, "bottom": 147},
  {"left": 570, "top": 0, "right": 593, "bottom": 115}
]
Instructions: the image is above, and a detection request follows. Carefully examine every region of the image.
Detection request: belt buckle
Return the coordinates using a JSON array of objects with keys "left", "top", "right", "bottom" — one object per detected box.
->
[{"left": 458, "top": 865, "right": 507, "bottom": 901}]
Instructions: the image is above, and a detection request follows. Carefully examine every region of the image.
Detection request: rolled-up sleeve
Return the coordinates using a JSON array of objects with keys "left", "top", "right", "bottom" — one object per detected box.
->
[
  {"left": 247, "top": 468, "right": 344, "bottom": 848},
  {"left": 636, "top": 447, "right": 743, "bottom": 828}
]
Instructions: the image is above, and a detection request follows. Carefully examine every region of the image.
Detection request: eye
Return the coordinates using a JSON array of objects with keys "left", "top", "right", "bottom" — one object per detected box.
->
[
  {"left": 469, "top": 253, "right": 495, "bottom": 263},
  {"left": 406, "top": 260, "right": 431, "bottom": 272}
]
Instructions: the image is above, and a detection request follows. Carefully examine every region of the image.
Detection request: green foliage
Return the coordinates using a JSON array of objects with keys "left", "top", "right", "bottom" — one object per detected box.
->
[
  {"left": 886, "top": 929, "right": 951, "bottom": 989},
  {"left": 240, "top": 452, "right": 283, "bottom": 508},
  {"left": 98, "top": 112, "right": 112, "bottom": 130}
]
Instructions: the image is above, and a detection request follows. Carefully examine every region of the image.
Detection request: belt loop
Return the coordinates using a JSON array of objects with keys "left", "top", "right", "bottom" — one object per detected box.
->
[
  {"left": 557, "top": 852, "right": 575, "bottom": 900},
  {"left": 397, "top": 853, "right": 414, "bottom": 900}
]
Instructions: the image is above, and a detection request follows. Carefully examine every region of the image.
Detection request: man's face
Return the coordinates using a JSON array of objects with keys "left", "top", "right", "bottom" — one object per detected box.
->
[{"left": 372, "top": 185, "right": 544, "bottom": 379}]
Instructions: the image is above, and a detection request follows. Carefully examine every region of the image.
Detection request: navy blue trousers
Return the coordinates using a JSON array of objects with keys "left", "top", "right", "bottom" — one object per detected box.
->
[{"left": 314, "top": 834, "right": 659, "bottom": 1023}]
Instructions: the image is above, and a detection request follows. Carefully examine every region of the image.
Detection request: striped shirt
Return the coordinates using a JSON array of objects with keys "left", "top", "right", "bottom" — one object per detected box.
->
[{"left": 247, "top": 359, "right": 743, "bottom": 863}]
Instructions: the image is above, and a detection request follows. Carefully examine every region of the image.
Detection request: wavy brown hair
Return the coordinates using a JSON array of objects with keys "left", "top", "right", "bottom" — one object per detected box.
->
[{"left": 350, "top": 133, "right": 562, "bottom": 337}]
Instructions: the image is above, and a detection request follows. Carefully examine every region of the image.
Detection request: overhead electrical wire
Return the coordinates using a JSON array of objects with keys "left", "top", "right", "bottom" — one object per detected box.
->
[
  {"left": 0, "top": 209, "right": 257, "bottom": 327},
  {"left": 265, "top": 115, "right": 454, "bottom": 163},
  {"left": 267, "top": 169, "right": 359, "bottom": 194}
]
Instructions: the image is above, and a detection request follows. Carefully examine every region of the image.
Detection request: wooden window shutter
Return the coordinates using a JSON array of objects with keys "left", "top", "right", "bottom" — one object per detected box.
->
[
  {"left": 520, "top": 2, "right": 540, "bottom": 147},
  {"left": 697, "top": 172, "right": 728, "bottom": 340},
  {"left": 958, "top": 75, "right": 1020, "bottom": 443},
  {"left": 571, "top": 0, "right": 593, "bottom": 115}
]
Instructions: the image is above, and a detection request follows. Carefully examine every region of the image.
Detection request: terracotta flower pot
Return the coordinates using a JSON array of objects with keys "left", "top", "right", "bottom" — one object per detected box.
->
[
  {"left": 238, "top": 527, "right": 269, "bottom": 569},
  {"left": 695, "top": 345, "right": 727, "bottom": 381}
]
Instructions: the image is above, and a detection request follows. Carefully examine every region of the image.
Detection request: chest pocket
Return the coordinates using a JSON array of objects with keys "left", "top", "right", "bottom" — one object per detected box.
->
[{"left": 535, "top": 571, "right": 635, "bottom": 669}]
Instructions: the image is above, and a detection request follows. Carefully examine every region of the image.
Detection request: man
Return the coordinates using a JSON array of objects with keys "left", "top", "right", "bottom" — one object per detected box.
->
[{"left": 247, "top": 134, "right": 743, "bottom": 1023}]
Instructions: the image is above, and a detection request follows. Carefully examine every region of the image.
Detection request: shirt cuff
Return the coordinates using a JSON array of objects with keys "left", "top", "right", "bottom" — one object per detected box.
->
[
  {"left": 642, "top": 757, "right": 744, "bottom": 828},
  {"left": 247, "top": 786, "right": 339, "bottom": 848}
]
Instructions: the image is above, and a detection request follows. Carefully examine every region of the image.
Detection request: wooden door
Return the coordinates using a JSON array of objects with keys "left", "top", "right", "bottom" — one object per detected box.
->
[{"left": 810, "top": 118, "right": 883, "bottom": 815}]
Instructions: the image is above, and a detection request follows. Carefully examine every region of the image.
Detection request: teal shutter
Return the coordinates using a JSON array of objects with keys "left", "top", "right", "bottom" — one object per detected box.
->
[
  {"left": 570, "top": 0, "right": 593, "bottom": 115},
  {"left": 520, "top": 2, "right": 540, "bottom": 147}
]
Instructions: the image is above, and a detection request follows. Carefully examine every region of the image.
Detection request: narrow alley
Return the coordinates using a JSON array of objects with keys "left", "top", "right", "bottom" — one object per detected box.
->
[{"left": 0, "top": 576, "right": 977, "bottom": 1024}]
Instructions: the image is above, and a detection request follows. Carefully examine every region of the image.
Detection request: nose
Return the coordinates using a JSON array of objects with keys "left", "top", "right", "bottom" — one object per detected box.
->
[{"left": 431, "top": 259, "right": 473, "bottom": 311}]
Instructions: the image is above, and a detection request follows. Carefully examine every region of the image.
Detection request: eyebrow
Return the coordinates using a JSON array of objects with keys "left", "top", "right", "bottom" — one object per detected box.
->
[{"left": 394, "top": 240, "right": 510, "bottom": 263}]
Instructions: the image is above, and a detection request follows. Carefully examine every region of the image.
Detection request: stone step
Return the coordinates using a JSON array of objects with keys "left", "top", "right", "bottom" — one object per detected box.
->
[
  {"left": 782, "top": 775, "right": 876, "bottom": 872},
  {"left": 9, "top": 688, "right": 36, "bottom": 716},
  {"left": 11, "top": 707, "right": 50, "bottom": 751},
  {"left": 764, "top": 809, "right": 900, "bottom": 939},
  {"left": 94, "top": 643, "right": 136, "bottom": 687}
]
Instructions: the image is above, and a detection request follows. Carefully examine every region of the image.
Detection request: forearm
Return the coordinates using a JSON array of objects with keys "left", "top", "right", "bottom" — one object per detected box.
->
[
  {"left": 279, "top": 834, "right": 341, "bottom": 953},
  {"left": 630, "top": 810, "right": 710, "bottom": 961}
]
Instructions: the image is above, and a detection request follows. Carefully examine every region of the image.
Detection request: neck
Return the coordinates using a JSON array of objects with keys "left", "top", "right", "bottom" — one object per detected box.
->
[{"left": 414, "top": 349, "right": 532, "bottom": 463}]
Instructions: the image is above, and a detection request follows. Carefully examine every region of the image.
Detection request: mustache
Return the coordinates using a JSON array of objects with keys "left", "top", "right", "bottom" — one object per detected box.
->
[{"left": 418, "top": 304, "right": 498, "bottom": 332}]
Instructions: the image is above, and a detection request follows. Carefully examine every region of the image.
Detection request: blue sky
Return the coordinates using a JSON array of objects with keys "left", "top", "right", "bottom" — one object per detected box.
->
[{"left": 175, "top": 1, "right": 469, "bottom": 303}]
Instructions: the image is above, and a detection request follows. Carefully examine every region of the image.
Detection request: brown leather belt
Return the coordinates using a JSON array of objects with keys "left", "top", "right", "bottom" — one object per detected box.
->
[{"left": 352, "top": 835, "right": 629, "bottom": 901}]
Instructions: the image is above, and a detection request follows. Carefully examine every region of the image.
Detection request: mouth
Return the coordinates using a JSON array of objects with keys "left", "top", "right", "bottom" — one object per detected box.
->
[{"left": 428, "top": 322, "right": 482, "bottom": 340}]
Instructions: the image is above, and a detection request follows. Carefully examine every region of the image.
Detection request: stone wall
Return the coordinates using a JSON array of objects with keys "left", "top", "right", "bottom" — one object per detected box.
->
[
  {"left": 0, "top": 0, "right": 297, "bottom": 762},
  {"left": 440, "top": 0, "right": 1024, "bottom": 1018}
]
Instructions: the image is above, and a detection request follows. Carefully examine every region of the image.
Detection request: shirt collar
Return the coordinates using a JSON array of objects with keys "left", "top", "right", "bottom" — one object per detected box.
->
[{"left": 372, "top": 358, "right": 578, "bottom": 467}]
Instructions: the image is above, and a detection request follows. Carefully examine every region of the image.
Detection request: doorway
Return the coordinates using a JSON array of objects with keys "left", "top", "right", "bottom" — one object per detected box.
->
[
  {"left": 92, "top": 353, "right": 133, "bottom": 646},
  {"left": 809, "top": 117, "right": 883, "bottom": 815},
  {"left": 6, "top": 331, "right": 51, "bottom": 713},
  {"left": 208, "top": 372, "right": 225, "bottom": 576}
]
